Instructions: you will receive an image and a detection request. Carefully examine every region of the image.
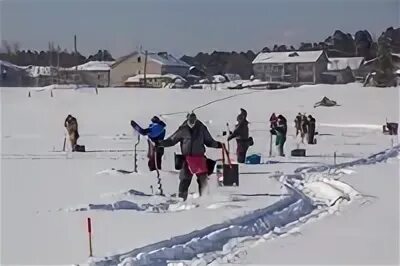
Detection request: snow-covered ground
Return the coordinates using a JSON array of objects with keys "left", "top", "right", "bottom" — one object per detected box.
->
[{"left": 1, "top": 83, "right": 399, "bottom": 265}]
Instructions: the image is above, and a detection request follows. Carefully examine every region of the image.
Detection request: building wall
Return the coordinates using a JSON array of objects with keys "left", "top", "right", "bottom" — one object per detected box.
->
[
  {"left": 314, "top": 55, "right": 328, "bottom": 83},
  {"left": 297, "top": 63, "right": 314, "bottom": 83},
  {"left": 253, "top": 64, "right": 265, "bottom": 80},
  {"left": 110, "top": 55, "right": 162, "bottom": 86}
]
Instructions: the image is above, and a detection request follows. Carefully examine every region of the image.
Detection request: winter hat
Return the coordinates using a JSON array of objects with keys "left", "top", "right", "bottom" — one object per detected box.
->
[
  {"left": 187, "top": 112, "right": 197, "bottom": 128},
  {"left": 151, "top": 116, "right": 160, "bottom": 123},
  {"left": 240, "top": 108, "right": 247, "bottom": 118}
]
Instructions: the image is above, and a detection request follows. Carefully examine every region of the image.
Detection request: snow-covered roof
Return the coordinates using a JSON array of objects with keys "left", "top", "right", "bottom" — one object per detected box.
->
[
  {"left": 0, "top": 60, "right": 24, "bottom": 70},
  {"left": 252, "top": 50, "right": 324, "bottom": 64},
  {"left": 147, "top": 52, "right": 189, "bottom": 67},
  {"left": 327, "top": 57, "right": 364, "bottom": 71},
  {"left": 114, "top": 51, "right": 189, "bottom": 68},
  {"left": 363, "top": 53, "right": 400, "bottom": 66},
  {"left": 67, "top": 61, "right": 114, "bottom": 71}
]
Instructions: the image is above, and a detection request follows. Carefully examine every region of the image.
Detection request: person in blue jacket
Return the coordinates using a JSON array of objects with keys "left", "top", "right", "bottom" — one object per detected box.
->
[{"left": 131, "top": 116, "right": 166, "bottom": 171}]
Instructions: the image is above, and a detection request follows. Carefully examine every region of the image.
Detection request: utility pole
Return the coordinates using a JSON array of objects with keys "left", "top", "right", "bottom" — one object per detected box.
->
[
  {"left": 74, "top": 35, "right": 78, "bottom": 84},
  {"left": 143, "top": 50, "right": 148, "bottom": 87},
  {"left": 48, "top": 42, "right": 52, "bottom": 85},
  {"left": 57, "top": 45, "right": 60, "bottom": 84}
]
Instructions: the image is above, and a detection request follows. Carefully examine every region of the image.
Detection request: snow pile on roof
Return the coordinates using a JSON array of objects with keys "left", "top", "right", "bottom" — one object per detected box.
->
[
  {"left": 25, "top": 66, "right": 53, "bottom": 77},
  {"left": 67, "top": 61, "right": 114, "bottom": 71},
  {"left": 253, "top": 50, "right": 324, "bottom": 64},
  {"left": 224, "top": 73, "right": 242, "bottom": 81},
  {"left": 125, "top": 73, "right": 186, "bottom": 83},
  {"left": 328, "top": 57, "right": 364, "bottom": 71}
]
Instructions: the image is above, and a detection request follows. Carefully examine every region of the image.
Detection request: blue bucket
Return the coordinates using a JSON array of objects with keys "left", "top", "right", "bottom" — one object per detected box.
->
[{"left": 245, "top": 154, "right": 261, "bottom": 164}]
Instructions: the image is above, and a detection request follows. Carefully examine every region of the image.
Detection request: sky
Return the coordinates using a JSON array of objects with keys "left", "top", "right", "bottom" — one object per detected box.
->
[{"left": 0, "top": 0, "right": 399, "bottom": 58}]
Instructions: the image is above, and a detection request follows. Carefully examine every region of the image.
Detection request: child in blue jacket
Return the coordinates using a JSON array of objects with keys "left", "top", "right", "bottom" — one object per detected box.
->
[{"left": 131, "top": 116, "right": 166, "bottom": 171}]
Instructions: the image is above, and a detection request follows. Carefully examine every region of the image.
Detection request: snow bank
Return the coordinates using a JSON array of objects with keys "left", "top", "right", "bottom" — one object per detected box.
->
[
  {"left": 319, "top": 123, "right": 382, "bottom": 130},
  {"left": 86, "top": 145, "right": 400, "bottom": 266},
  {"left": 67, "top": 193, "right": 192, "bottom": 213},
  {"left": 295, "top": 145, "right": 400, "bottom": 174}
]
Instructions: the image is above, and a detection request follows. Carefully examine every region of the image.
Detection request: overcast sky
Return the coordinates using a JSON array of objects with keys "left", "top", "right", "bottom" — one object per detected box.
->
[{"left": 1, "top": 0, "right": 399, "bottom": 57}]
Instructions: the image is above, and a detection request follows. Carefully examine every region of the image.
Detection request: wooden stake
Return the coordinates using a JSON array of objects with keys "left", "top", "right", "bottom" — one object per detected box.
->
[
  {"left": 268, "top": 133, "right": 273, "bottom": 157},
  {"left": 62, "top": 136, "right": 66, "bottom": 152},
  {"left": 87, "top": 217, "right": 93, "bottom": 257}
]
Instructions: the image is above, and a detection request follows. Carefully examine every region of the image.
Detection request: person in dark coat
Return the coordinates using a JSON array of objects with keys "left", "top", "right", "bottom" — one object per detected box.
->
[
  {"left": 64, "top": 114, "right": 79, "bottom": 151},
  {"left": 131, "top": 116, "right": 166, "bottom": 171},
  {"left": 295, "top": 113, "right": 302, "bottom": 136},
  {"left": 271, "top": 115, "right": 287, "bottom": 156},
  {"left": 307, "top": 115, "right": 316, "bottom": 144},
  {"left": 269, "top": 113, "right": 278, "bottom": 130},
  {"left": 157, "top": 112, "right": 222, "bottom": 201},
  {"left": 228, "top": 109, "right": 251, "bottom": 163},
  {"left": 300, "top": 114, "right": 309, "bottom": 143}
]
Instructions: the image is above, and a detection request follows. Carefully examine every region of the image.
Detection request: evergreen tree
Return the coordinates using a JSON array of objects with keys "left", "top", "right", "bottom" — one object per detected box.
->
[{"left": 375, "top": 33, "right": 395, "bottom": 86}]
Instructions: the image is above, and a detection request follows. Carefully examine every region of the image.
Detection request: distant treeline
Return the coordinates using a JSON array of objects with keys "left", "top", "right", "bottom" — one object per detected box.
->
[{"left": 1, "top": 27, "right": 399, "bottom": 79}]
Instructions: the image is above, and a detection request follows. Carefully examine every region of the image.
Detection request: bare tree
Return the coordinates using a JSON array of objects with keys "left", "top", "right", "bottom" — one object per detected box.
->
[
  {"left": 12, "top": 42, "right": 20, "bottom": 53},
  {"left": 2, "top": 40, "right": 12, "bottom": 54}
]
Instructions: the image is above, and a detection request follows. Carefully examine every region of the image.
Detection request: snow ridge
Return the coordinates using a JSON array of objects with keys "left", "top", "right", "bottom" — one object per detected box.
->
[
  {"left": 90, "top": 188, "right": 315, "bottom": 266},
  {"left": 295, "top": 144, "right": 400, "bottom": 174}
]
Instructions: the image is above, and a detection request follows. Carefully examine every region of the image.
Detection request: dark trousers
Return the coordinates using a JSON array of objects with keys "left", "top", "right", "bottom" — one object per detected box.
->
[
  {"left": 307, "top": 129, "right": 315, "bottom": 144},
  {"left": 178, "top": 161, "right": 207, "bottom": 201},
  {"left": 236, "top": 140, "right": 249, "bottom": 163},
  {"left": 148, "top": 147, "right": 164, "bottom": 171}
]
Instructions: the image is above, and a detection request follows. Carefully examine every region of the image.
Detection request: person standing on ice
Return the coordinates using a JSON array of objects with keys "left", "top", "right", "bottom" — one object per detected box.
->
[
  {"left": 300, "top": 114, "right": 309, "bottom": 143},
  {"left": 131, "top": 116, "right": 166, "bottom": 171},
  {"left": 271, "top": 115, "right": 287, "bottom": 156},
  {"left": 294, "top": 113, "right": 302, "bottom": 136},
  {"left": 228, "top": 108, "right": 252, "bottom": 163},
  {"left": 307, "top": 115, "right": 316, "bottom": 144},
  {"left": 64, "top": 114, "right": 79, "bottom": 151},
  {"left": 156, "top": 112, "right": 223, "bottom": 201},
  {"left": 269, "top": 113, "right": 278, "bottom": 129}
]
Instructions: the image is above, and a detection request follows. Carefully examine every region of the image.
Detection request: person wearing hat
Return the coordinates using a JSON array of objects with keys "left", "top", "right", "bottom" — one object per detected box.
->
[
  {"left": 307, "top": 115, "right": 316, "bottom": 144},
  {"left": 131, "top": 116, "right": 166, "bottom": 171},
  {"left": 228, "top": 108, "right": 252, "bottom": 163},
  {"left": 64, "top": 114, "right": 79, "bottom": 151},
  {"left": 270, "top": 114, "right": 287, "bottom": 156},
  {"left": 157, "top": 112, "right": 223, "bottom": 200}
]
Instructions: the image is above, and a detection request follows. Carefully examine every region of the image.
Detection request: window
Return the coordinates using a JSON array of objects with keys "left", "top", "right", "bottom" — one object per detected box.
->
[{"left": 137, "top": 57, "right": 141, "bottom": 63}]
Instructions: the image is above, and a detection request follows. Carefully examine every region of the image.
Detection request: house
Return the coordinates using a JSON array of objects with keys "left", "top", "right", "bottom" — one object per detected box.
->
[
  {"left": 0, "top": 60, "right": 30, "bottom": 86},
  {"left": 252, "top": 50, "right": 328, "bottom": 84},
  {"left": 359, "top": 53, "right": 400, "bottom": 78},
  {"left": 59, "top": 61, "right": 113, "bottom": 87},
  {"left": 110, "top": 51, "right": 190, "bottom": 86},
  {"left": 322, "top": 57, "right": 365, "bottom": 83}
]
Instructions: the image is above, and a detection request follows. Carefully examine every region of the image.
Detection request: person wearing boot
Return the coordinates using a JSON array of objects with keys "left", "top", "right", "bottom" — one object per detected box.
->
[
  {"left": 64, "top": 114, "right": 79, "bottom": 151},
  {"left": 227, "top": 108, "right": 252, "bottom": 163},
  {"left": 157, "top": 112, "right": 222, "bottom": 201},
  {"left": 307, "top": 115, "right": 316, "bottom": 144},
  {"left": 271, "top": 115, "right": 287, "bottom": 156},
  {"left": 131, "top": 116, "right": 166, "bottom": 171}
]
